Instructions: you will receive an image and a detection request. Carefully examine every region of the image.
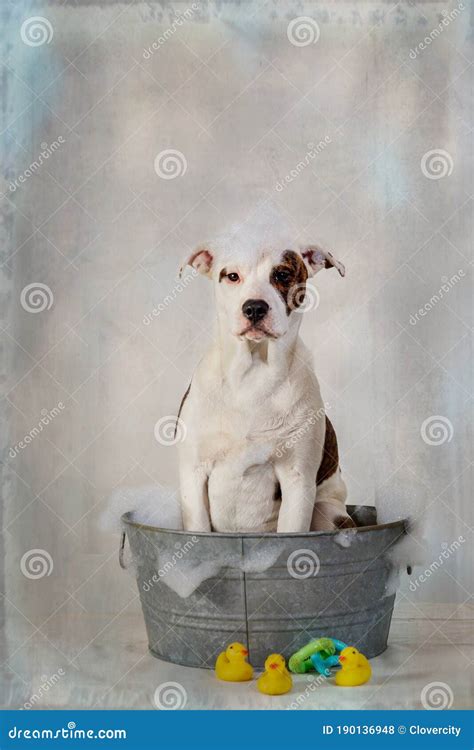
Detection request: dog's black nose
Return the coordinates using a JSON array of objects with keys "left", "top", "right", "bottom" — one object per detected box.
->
[{"left": 242, "top": 299, "right": 269, "bottom": 324}]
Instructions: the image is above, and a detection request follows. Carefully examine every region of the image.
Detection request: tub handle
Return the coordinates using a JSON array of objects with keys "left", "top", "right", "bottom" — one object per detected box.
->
[{"left": 119, "top": 531, "right": 129, "bottom": 570}]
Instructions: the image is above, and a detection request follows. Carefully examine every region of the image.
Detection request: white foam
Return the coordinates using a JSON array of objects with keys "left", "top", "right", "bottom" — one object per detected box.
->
[
  {"left": 241, "top": 543, "right": 282, "bottom": 573},
  {"left": 334, "top": 529, "right": 357, "bottom": 548},
  {"left": 138, "top": 535, "right": 283, "bottom": 598},
  {"left": 102, "top": 479, "right": 413, "bottom": 598},
  {"left": 154, "top": 543, "right": 283, "bottom": 598},
  {"left": 382, "top": 525, "right": 428, "bottom": 598},
  {"left": 375, "top": 477, "right": 422, "bottom": 526},
  {"left": 157, "top": 558, "right": 225, "bottom": 599},
  {"left": 388, "top": 532, "right": 425, "bottom": 568},
  {"left": 374, "top": 477, "right": 431, "bottom": 596},
  {"left": 383, "top": 563, "right": 401, "bottom": 598},
  {"left": 99, "top": 484, "right": 183, "bottom": 533}
]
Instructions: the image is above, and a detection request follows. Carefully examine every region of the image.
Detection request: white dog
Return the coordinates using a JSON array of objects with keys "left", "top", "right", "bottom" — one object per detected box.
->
[{"left": 177, "top": 240, "right": 353, "bottom": 533}]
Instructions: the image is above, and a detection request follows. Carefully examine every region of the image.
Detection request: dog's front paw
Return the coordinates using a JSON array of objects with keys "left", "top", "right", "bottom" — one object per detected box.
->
[{"left": 311, "top": 501, "right": 355, "bottom": 531}]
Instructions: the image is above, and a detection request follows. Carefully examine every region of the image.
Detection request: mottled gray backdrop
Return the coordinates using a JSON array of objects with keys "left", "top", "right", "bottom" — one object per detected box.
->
[{"left": 0, "top": 0, "right": 472, "bottom": 708}]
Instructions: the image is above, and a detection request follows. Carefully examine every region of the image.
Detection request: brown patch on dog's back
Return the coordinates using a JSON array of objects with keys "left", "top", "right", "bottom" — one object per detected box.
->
[
  {"left": 270, "top": 250, "right": 308, "bottom": 314},
  {"left": 316, "top": 416, "right": 339, "bottom": 485}
]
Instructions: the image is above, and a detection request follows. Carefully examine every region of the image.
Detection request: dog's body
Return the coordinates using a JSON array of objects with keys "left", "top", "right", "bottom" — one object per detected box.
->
[{"left": 177, "top": 241, "right": 352, "bottom": 533}]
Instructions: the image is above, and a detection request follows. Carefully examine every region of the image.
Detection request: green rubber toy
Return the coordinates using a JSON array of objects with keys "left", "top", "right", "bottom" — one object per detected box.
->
[{"left": 288, "top": 638, "right": 337, "bottom": 674}]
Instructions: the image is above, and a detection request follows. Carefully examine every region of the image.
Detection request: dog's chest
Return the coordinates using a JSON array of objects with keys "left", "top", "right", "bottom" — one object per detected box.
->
[{"left": 198, "top": 398, "right": 292, "bottom": 465}]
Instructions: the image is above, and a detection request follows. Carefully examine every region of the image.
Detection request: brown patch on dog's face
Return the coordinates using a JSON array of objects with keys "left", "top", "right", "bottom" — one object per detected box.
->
[{"left": 270, "top": 251, "right": 308, "bottom": 315}]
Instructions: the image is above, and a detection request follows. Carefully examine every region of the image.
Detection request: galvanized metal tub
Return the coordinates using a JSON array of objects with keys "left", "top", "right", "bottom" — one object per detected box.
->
[{"left": 120, "top": 506, "right": 406, "bottom": 669}]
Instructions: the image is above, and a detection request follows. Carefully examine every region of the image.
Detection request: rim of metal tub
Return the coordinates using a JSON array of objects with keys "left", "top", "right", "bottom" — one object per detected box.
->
[{"left": 120, "top": 507, "right": 408, "bottom": 538}]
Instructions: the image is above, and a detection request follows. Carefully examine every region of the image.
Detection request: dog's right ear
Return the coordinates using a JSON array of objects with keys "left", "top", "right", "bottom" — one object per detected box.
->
[
  {"left": 179, "top": 246, "right": 214, "bottom": 279},
  {"left": 301, "top": 246, "right": 345, "bottom": 278}
]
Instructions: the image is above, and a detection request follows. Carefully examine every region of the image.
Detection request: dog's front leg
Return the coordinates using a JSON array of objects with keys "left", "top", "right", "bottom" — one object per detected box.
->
[
  {"left": 275, "top": 462, "right": 317, "bottom": 533},
  {"left": 179, "top": 461, "right": 211, "bottom": 532}
]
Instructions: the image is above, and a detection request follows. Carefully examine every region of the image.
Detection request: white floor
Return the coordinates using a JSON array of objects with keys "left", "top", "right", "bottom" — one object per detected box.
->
[{"left": 1, "top": 601, "right": 472, "bottom": 710}]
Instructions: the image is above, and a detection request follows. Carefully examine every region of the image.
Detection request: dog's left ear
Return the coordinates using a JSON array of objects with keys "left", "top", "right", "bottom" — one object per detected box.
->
[
  {"left": 179, "top": 246, "right": 214, "bottom": 279},
  {"left": 301, "top": 246, "right": 345, "bottom": 278}
]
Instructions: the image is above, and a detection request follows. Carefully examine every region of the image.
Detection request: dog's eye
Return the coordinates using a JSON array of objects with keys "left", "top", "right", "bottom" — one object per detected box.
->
[
  {"left": 274, "top": 269, "right": 291, "bottom": 284},
  {"left": 226, "top": 272, "right": 240, "bottom": 283}
]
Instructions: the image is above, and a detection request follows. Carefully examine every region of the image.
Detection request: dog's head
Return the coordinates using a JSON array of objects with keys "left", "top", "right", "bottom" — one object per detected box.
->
[{"left": 180, "top": 244, "right": 345, "bottom": 342}]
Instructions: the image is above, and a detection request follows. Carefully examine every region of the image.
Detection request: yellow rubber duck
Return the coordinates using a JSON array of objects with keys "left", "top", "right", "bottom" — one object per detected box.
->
[
  {"left": 257, "top": 653, "right": 293, "bottom": 695},
  {"left": 215, "top": 642, "right": 253, "bottom": 682},
  {"left": 335, "top": 646, "right": 372, "bottom": 686}
]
